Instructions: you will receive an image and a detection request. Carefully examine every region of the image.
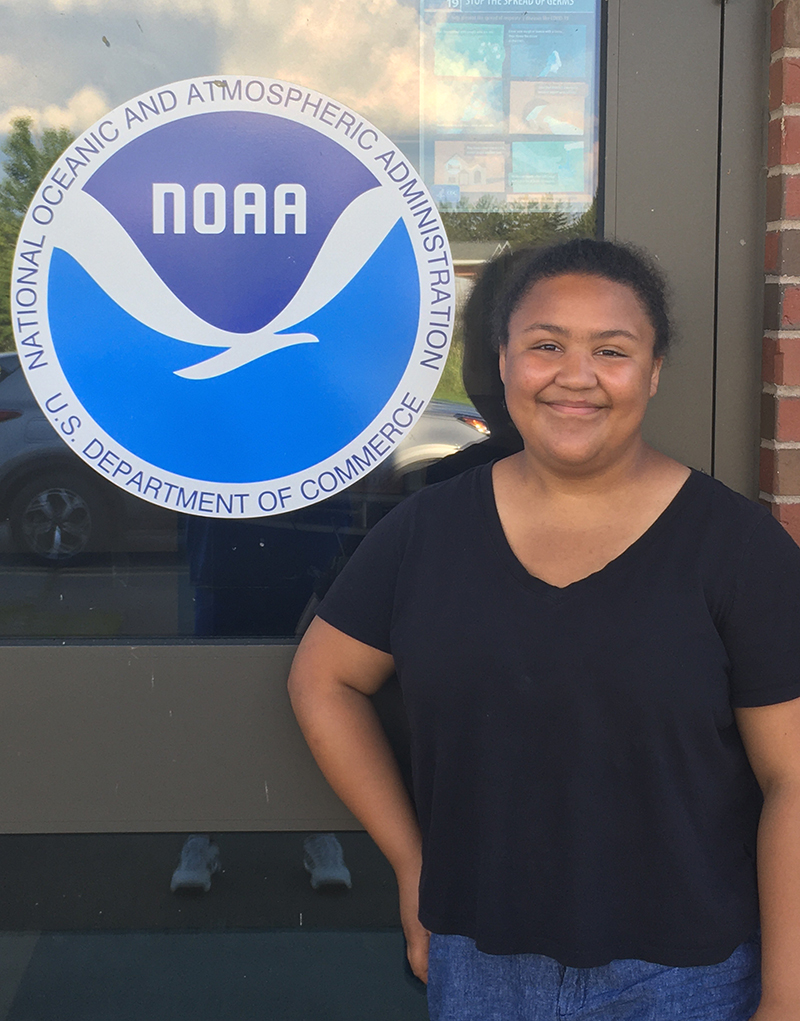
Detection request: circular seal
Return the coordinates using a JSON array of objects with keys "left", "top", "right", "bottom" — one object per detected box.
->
[{"left": 12, "top": 77, "right": 454, "bottom": 517}]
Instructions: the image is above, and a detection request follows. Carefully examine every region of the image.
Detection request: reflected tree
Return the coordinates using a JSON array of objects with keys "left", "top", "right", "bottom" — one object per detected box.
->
[
  {"left": 0, "top": 118, "right": 75, "bottom": 351},
  {"left": 440, "top": 193, "right": 597, "bottom": 247}
]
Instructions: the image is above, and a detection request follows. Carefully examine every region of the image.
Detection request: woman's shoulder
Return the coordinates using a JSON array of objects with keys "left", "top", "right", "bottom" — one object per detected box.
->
[
  {"left": 360, "top": 462, "right": 491, "bottom": 549},
  {"left": 419, "top": 459, "right": 492, "bottom": 503},
  {"left": 681, "top": 468, "right": 798, "bottom": 565},
  {"left": 685, "top": 469, "right": 769, "bottom": 531},
  {"left": 387, "top": 461, "right": 491, "bottom": 518}
]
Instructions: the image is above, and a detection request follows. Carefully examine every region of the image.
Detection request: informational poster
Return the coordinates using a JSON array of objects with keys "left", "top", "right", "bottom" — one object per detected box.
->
[{"left": 421, "top": 0, "right": 600, "bottom": 213}]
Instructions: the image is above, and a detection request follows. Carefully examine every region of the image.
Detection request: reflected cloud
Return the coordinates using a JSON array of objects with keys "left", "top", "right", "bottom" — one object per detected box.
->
[
  {"left": 225, "top": 0, "right": 420, "bottom": 137},
  {"left": 0, "top": 53, "right": 26, "bottom": 91},
  {"left": 0, "top": 0, "right": 421, "bottom": 139},
  {"left": 0, "top": 85, "right": 110, "bottom": 134},
  {"left": 2, "top": 0, "right": 235, "bottom": 13}
]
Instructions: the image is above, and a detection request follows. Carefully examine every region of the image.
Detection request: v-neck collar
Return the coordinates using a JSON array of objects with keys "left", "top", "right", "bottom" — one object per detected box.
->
[{"left": 479, "top": 462, "right": 700, "bottom": 602}]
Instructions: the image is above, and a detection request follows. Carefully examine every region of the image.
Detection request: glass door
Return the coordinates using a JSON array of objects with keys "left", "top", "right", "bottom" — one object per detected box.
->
[{"left": 0, "top": 0, "right": 766, "bottom": 1015}]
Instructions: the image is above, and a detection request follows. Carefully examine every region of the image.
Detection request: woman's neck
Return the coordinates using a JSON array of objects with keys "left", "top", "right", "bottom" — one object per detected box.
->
[{"left": 506, "top": 438, "right": 665, "bottom": 504}]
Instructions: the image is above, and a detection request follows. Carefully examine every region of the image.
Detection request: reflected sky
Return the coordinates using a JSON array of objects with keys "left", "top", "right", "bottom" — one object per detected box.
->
[{"left": 0, "top": 0, "right": 422, "bottom": 139}]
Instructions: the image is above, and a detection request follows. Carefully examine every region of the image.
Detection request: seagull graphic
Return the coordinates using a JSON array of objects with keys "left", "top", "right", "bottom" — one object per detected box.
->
[{"left": 49, "top": 187, "right": 401, "bottom": 379}]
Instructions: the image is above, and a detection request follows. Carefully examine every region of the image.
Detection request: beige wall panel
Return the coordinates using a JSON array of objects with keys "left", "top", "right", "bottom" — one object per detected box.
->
[
  {"left": 714, "top": 0, "right": 769, "bottom": 497},
  {"left": 604, "top": 0, "right": 721, "bottom": 471},
  {"left": 0, "top": 645, "right": 358, "bottom": 832}
]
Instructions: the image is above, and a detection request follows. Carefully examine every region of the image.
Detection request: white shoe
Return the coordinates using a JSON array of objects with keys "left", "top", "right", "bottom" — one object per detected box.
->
[
  {"left": 303, "top": 834, "right": 352, "bottom": 890},
  {"left": 170, "top": 835, "right": 220, "bottom": 892}
]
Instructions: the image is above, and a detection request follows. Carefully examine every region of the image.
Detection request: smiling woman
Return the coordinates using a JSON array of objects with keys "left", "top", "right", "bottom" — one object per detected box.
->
[{"left": 289, "top": 238, "right": 800, "bottom": 1021}]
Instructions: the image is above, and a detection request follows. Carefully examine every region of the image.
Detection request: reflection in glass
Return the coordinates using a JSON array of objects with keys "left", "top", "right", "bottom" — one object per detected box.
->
[{"left": 0, "top": 831, "right": 428, "bottom": 1020}]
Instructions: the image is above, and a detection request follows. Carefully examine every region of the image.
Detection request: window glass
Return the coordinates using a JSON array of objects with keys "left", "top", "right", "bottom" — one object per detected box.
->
[
  {"left": 0, "top": 0, "right": 600, "bottom": 640},
  {"left": 0, "top": 3, "right": 601, "bottom": 1016}
]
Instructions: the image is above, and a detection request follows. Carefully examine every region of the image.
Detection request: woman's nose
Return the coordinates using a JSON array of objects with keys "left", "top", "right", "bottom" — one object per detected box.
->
[{"left": 554, "top": 349, "right": 596, "bottom": 388}]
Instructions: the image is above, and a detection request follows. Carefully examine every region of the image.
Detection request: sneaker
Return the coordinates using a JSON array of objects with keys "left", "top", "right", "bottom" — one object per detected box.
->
[
  {"left": 303, "top": 833, "right": 352, "bottom": 890},
  {"left": 170, "top": 835, "right": 220, "bottom": 893}
]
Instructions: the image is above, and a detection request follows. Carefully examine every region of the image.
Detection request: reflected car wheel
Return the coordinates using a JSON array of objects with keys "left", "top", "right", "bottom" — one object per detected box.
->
[{"left": 8, "top": 471, "right": 111, "bottom": 564}]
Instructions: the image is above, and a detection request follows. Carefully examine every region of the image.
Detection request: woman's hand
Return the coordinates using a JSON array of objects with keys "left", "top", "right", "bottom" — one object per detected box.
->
[{"left": 398, "top": 865, "right": 431, "bottom": 983}]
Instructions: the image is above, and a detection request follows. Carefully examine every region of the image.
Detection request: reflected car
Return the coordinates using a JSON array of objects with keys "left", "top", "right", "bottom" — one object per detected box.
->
[
  {"left": 387, "top": 398, "right": 489, "bottom": 477},
  {"left": 0, "top": 352, "right": 488, "bottom": 564},
  {"left": 0, "top": 353, "right": 177, "bottom": 563}
]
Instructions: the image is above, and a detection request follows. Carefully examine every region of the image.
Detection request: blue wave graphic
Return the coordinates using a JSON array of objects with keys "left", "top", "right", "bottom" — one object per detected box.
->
[{"left": 48, "top": 220, "right": 420, "bottom": 483}]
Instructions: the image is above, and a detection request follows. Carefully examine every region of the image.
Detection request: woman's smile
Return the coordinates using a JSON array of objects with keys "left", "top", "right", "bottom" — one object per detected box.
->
[{"left": 541, "top": 399, "right": 608, "bottom": 416}]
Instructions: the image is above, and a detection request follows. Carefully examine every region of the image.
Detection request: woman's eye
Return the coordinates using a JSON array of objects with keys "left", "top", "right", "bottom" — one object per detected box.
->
[
  {"left": 532, "top": 342, "right": 560, "bottom": 351},
  {"left": 598, "top": 348, "right": 626, "bottom": 357}
]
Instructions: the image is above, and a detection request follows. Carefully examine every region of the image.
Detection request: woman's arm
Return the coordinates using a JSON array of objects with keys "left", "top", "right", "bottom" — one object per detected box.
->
[
  {"left": 288, "top": 615, "right": 431, "bottom": 981},
  {"left": 735, "top": 697, "right": 800, "bottom": 1020}
]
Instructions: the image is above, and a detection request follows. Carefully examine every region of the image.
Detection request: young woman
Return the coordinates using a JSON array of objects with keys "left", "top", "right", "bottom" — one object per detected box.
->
[{"left": 288, "top": 239, "right": 800, "bottom": 1020}]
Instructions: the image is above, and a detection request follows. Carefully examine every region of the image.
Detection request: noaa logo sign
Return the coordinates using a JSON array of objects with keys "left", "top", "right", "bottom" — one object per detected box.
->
[{"left": 11, "top": 78, "right": 453, "bottom": 516}]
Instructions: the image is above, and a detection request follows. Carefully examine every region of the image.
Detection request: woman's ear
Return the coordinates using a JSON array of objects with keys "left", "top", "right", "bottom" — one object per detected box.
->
[
  {"left": 649, "top": 356, "right": 663, "bottom": 398},
  {"left": 499, "top": 345, "right": 506, "bottom": 385}
]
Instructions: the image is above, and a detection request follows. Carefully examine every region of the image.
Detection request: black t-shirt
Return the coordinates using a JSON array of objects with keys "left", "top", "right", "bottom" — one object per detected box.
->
[{"left": 316, "top": 465, "right": 800, "bottom": 967}]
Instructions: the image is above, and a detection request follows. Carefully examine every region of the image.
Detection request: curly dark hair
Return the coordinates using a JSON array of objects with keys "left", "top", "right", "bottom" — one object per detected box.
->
[{"left": 491, "top": 237, "right": 673, "bottom": 358}]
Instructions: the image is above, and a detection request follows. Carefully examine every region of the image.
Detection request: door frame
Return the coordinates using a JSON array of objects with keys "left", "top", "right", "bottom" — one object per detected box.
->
[{"left": 0, "top": 0, "right": 769, "bottom": 833}]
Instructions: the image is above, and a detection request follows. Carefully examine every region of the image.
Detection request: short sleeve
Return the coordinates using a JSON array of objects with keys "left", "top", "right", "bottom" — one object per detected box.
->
[
  {"left": 719, "top": 513, "right": 800, "bottom": 707},
  {"left": 314, "top": 497, "right": 415, "bottom": 654}
]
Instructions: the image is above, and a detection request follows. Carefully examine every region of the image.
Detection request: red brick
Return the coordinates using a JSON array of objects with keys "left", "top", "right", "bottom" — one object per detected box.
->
[
  {"left": 769, "top": 118, "right": 782, "bottom": 164},
  {"left": 767, "top": 229, "right": 779, "bottom": 271},
  {"left": 773, "top": 230, "right": 800, "bottom": 275},
  {"left": 763, "top": 337, "right": 782, "bottom": 383},
  {"left": 775, "top": 448, "right": 800, "bottom": 493},
  {"left": 782, "top": 285, "right": 800, "bottom": 327},
  {"left": 762, "top": 392, "right": 778, "bottom": 439},
  {"left": 780, "top": 336, "right": 800, "bottom": 383},
  {"left": 777, "top": 0, "right": 800, "bottom": 49},
  {"left": 784, "top": 59, "right": 800, "bottom": 104},
  {"left": 772, "top": 502, "right": 800, "bottom": 547},
  {"left": 766, "top": 231, "right": 779, "bottom": 273},
  {"left": 768, "top": 116, "right": 800, "bottom": 165},
  {"left": 771, "top": 57, "right": 800, "bottom": 109},
  {"left": 764, "top": 336, "right": 800, "bottom": 384},
  {"left": 769, "top": 172, "right": 800, "bottom": 220},
  {"left": 771, "top": 60, "right": 782, "bottom": 111},
  {"left": 766, "top": 231, "right": 780, "bottom": 273},
  {"left": 777, "top": 396, "right": 800, "bottom": 440},
  {"left": 764, "top": 392, "right": 800, "bottom": 440},
  {"left": 767, "top": 175, "right": 783, "bottom": 220},
  {"left": 786, "top": 174, "right": 800, "bottom": 218},
  {"left": 773, "top": 1, "right": 786, "bottom": 51},
  {"left": 760, "top": 446, "right": 800, "bottom": 495},
  {"left": 760, "top": 446, "right": 776, "bottom": 492},
  {"left": 765, "top": 283, "right": 781, "bottom": 330}
]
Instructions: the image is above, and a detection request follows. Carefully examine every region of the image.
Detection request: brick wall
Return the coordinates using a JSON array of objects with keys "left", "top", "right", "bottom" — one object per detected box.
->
[{"left": 763, "top": 0, "right": 800, "bottom": 543}]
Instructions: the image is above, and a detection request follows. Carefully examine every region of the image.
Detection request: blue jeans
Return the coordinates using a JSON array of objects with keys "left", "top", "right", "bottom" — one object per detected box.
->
[{"left": 427, "top": 933, "right": 761, "bottom": 1021}]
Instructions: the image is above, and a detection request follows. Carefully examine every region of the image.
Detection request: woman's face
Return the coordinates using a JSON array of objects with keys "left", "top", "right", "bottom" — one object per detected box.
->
[{"left": 499, "top": 272, "right": 662, "bottom": 473}]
